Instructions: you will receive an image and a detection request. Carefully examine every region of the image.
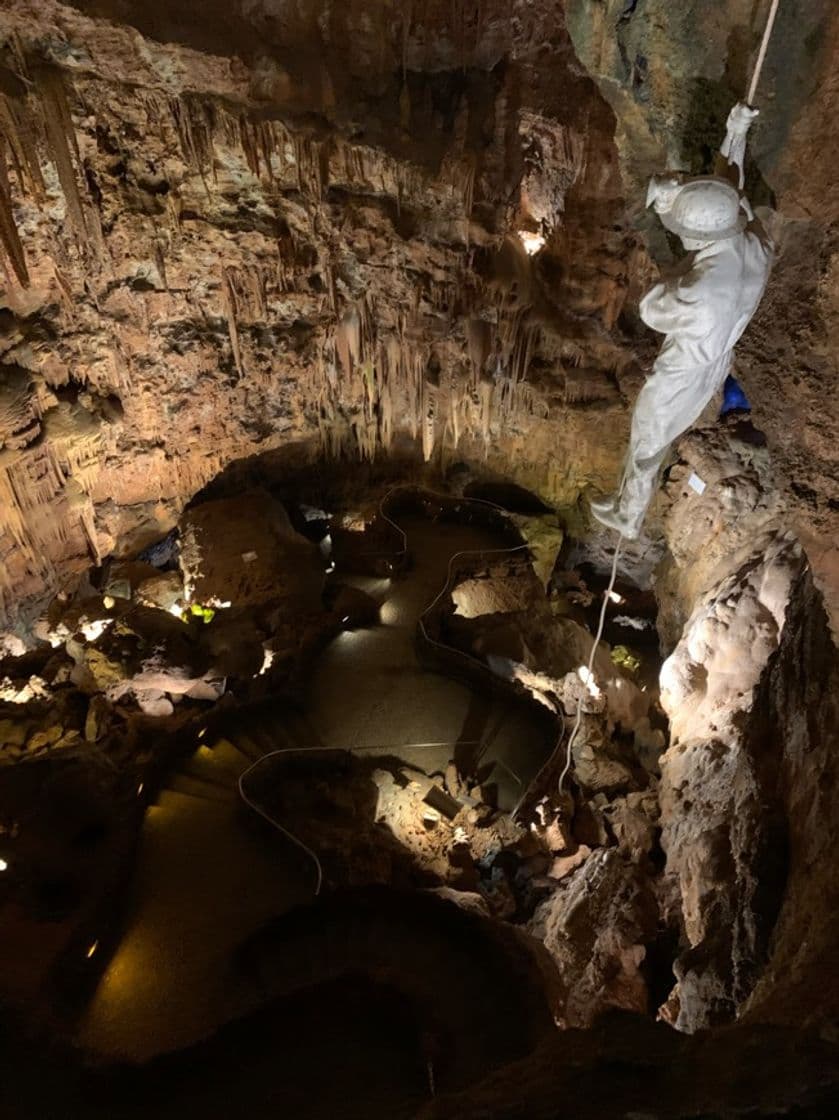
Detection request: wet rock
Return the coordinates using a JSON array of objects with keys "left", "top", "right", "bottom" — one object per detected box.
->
[
  {"left": 573, "top": 799, "right": 611, "bottom": 849},
  {"left": 478, "top": 603, "right": 650, "bottom": 736},
  {"left": 633, "top": 716, "right": 666, "bottom": 775},
  {"left": 199, "top": 612, "right": 265, "bottom": 682},
  {"left": 570, "top": 718, "right": 635, "bottom": 795},
  {"left": 451, "top": 567, "right": 540, "bottom": 619},
  {"left": 107, "top": 560, "right": 161, "bottom": 598},
  {"left": 136, "top": 691, "right": 174, "bottom": 718},
  {"left": 530, "top": 804, "right": 574, "bottom": 854},
  {"left": 658, "top": 532, "right": 804, "bottom": 1031},
  {"left": 444, "top": 761, "right": 465, "bottom": 800},
  {"left": 0, "top": 718, "right": 28, "bottom": 749},
  {"left": 426, "top": 886, "right": 491, "bottom": 917},
  {"left": 509, "top": 513, "right": 564, "bottom": 589}
]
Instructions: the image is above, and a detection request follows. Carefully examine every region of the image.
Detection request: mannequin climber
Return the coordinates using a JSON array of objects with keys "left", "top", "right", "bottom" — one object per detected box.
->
[{"left": 590, "top": 102, "right": 774, "bottom": 539}]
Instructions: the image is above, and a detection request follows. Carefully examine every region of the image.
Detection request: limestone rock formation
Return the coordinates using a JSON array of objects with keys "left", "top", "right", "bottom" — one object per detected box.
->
[
  {"left": 528, "top": 847, "right": 658, "bottom": 1027},
  {"left": 656, "top": 430, "right": 807, "bottom": 1031},
  {"left": 0, "top": 0, "right": 642, "bottom": 634},
  {"left": 0, "top": 2, "right": 836, "bottom": 1115}
]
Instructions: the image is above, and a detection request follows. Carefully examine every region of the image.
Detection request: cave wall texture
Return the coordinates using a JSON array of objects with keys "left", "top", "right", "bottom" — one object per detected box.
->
[{"left": 0, "top": 0, "right": 836, "bottom": 640}]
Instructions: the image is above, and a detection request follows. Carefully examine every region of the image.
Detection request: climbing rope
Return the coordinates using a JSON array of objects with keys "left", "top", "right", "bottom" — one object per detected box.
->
[
  {"left": 747, "top": 0, "right": 782, "bottom": 106},
  {"left": 508, "top": 529, "right": 624, "bottom": 819},
  {"left": 556, "top": 531, "right": 623, "bottom": 799}
]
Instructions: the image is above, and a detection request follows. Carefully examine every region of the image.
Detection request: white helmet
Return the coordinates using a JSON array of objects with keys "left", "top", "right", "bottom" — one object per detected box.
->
[{"left": 648, "top": 176, "right": 747, "bottom": 242}]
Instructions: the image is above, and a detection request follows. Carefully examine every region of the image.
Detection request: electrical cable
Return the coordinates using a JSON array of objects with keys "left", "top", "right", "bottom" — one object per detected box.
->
[{"left": 238, "top": 746, "right": 337, "bottom": 896}]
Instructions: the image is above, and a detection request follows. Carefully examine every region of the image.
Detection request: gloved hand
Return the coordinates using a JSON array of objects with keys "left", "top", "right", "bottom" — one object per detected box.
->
[
  {"left": 727, "top": 102, "right": 759, "bottom": 135},
  {"left": 646, "top": 173, "right": 683, "bottom": 213}
]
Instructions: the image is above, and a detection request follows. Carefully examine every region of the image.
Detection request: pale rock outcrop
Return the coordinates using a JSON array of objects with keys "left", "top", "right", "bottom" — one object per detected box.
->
[{"left": 658, "top": 497, "right": 804, "bottom": 1030}]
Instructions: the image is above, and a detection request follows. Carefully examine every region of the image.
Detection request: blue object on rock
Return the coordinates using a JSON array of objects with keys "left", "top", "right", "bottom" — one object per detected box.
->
[{"left": 721, "top": 374, "right": 751, "bottom": 415}]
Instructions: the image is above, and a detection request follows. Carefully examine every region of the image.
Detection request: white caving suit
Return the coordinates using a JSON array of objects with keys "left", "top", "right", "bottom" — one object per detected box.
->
[{"left": 591, "top": 103, "right": 774, "bottom": 540}]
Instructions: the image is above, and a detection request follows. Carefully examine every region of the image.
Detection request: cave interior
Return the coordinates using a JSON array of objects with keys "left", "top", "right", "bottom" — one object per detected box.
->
[{"left": 0, "top": 2, "right": 838, "bottom": 1117}]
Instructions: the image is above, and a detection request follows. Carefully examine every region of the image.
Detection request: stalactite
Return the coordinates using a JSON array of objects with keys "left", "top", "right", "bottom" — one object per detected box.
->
[
  {"left": 379, "top": 380, "right": 394, "bottom": 452},
  {"left": 34, "top": 65, "right": 88, "bottom": 244},
  {"left": 170, "top": 95, "right": 214, "bottom": 196},
  {"left": 79, "top": 503, "right": 101, "bottom": 564},
  {"left": 466, "top": 318, "right": 491, "bottom": 386},
  {"left": 335, "top": 306, "right": 362, "bottom": 379},
  {"left": 0, "top": 90, "right": 45, "bottom": 201},
  {"left": 293, "top": 134, "right": 327, "bottom": 199},
  {"left": 478, "top": 373, "right": 494, "bottom": 454},
  {"left": 447, "top": 380, "right": 463, "bottom": 452},
  {"left": 422, "top": 378, "right": 438, "bottom": 462},
  {"left": 239, "top": 115, "right": 265, "bottom": 181},
  {"left": 0, "top": 139, "right": 28, "bottom": 286},
  {"left": 221, "top": 267, "right": 244, "bottom": 380},
  {"left": 52, "top": 263, "right": 75, "bottom": 319}
]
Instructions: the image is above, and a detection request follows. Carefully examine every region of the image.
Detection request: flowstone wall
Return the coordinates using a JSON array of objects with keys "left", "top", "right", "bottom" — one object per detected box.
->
[{"left": 0, "top": 0, "right": 649, "bottom": 632}]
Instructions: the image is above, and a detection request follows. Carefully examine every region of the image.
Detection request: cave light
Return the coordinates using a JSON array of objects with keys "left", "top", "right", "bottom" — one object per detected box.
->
[
  {"left": 577, "top": 665, "right": 602, "bottom": 699},
  {"left": 258, "top": 648, "right": 275, "bottom": 676},
  {"left": 103, "top": 595, "right": 115, "bottom": 610},
  {"left": 0, "top": 858, "right": 8, "bottom": 872},
  {"left": 608, "top": 590, "right": 624, "bottom": 604},
  {"left": 86, "top": 941, "right": 99, "bottom": 959},
  {"left": 518, "top": 230, "right": 546, "bottom": 255},
  {"left": 379, "top": 599, "right": 401, "bottom": 626}
]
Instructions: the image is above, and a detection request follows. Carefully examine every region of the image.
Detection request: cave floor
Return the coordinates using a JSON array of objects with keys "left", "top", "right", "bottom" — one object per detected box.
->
[
  {"left": 75, "top": 780, "right": 312, "bottom": 1060},
  {"left": 307, "top": 513, "right": 551, "bottom": 801},
  {"left": 74, "top": 511, "right": 552, "bottom": 1062}
]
